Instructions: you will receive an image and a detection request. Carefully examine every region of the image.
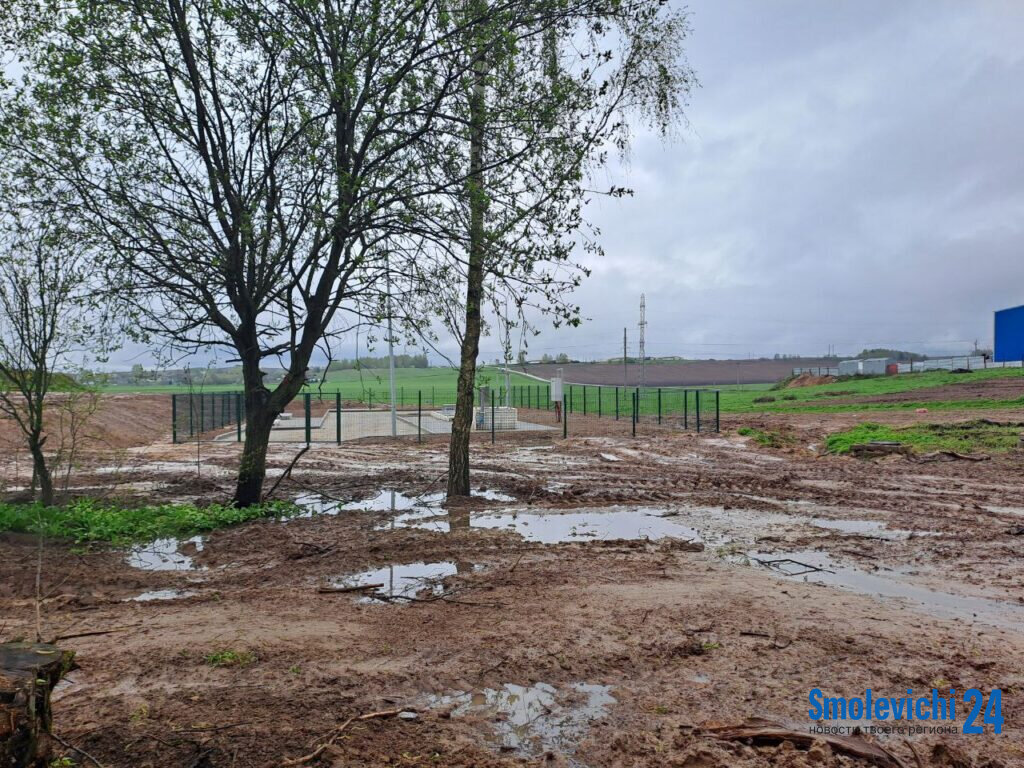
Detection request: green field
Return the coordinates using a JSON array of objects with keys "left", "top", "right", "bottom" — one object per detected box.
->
[
  {"left": 98, "top": 366, "right": 540, "bottom": 397},
  {"left": 98, "top": 365, "right": 1024, "bottom": 416},
  {"left": 544, "top": 367, "right": 1024, "bottom": 418}
]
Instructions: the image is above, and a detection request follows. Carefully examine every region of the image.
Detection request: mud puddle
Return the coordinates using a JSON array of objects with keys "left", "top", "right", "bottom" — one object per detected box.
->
[
  {"left": 388, "top": 505, "right": 704, "bottom": 543},
  {"left": 329, "top": 561, "right": 461, "bottom": 601},
  {"left": 808, "top": 518, "right": 917, "bottom": 540},
  {"left": 128, "top": 589, "right": 197, "bottom": 602},
  {"left": 743, "top": 549, "right": 1024, "bottom": 629},
  {"left": 295, "top": 488, "right": 513, "bottom": 517},
  {"left": 426, "top": 681, "right": 614, "bottom": 763},
  {"left": 126, "top": 536, "right": 205, "bottom": 571}
]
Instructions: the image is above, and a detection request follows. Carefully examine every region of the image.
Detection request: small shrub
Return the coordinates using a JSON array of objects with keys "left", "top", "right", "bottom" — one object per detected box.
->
[
  {"left": 752, "top": 395, "right": 776, "bottom": 404},
  {"left": 205, "top": 649, "right": 257, "bottom": 668}
]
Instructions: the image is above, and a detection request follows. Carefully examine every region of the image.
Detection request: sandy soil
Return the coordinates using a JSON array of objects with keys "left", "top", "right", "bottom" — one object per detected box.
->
[{"left": 1, "top": 396, "right": 1023, "bottom": 767}]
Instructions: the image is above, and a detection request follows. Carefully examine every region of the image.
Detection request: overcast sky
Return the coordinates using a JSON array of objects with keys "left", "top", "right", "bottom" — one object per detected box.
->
[
  {"left": 107, "top": 0, "right": 1024, "bottom": 369},
  {"left": 471, "top": 0, "right": 1024, "bottom": 364}
]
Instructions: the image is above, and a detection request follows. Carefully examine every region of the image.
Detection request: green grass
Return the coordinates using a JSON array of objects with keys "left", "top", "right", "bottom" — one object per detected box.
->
[
  {"left": 554, "top": 367, "right": 1024, "bottom": 419},
  {"left": 736, "top": 426, "right": 793, "bottom": 448},
  {"left": 0, "top": 498, "right": 299, "bottom": 545},
  {"left": 826, "top": 420, "right": 1023, "bottom": 455},
  {"left": 97, "top": 365, "right": 538, "bottom": 395},
  {"left": 717, "top": 367, "right": 1024, "bottom": 414},
  {"left": 205, "top": 649, "right": 257, "bottom": 668}
]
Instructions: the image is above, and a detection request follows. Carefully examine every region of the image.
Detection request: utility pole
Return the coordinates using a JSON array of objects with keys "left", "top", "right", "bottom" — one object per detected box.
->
[
  {"left": 623, "top": 328, "right": 628, "bottom": 387},
  {"left": 639, "top": 294, "right": 647, "bottom": 388}
]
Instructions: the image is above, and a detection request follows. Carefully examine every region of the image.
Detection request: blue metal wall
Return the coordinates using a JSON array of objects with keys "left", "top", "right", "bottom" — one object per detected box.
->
[{"left": 994, "top": 304, "right": 1024, "bottom": 362}]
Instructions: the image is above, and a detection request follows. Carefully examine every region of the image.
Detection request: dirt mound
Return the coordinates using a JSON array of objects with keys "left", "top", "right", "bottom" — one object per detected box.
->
[{"left": 786, "top": 372, "right": 838, "bottom": 388}]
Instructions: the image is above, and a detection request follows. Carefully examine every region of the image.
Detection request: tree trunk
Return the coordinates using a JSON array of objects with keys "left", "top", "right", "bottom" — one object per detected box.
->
[
  {"left": 447, "top": 20, "right": 488, "bottom": 500},
  {"left": 0, "top": 642, "right": 74, "bottom": 767},
  {"left": 232, "top": 356, "right": 306, "bottom": 508},
  {"left": 233, "top": 406, "right": 276, "bottom": 507},
  {"left": 27, "top": 435, "right": 53, "bottom": 507}
]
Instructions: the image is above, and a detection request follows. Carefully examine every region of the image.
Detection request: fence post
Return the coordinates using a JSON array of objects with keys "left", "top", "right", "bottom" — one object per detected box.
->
[
  {"left": 582, "top": 385, "right": 587, "bottom": 416},
  {"left": 304, "top": 392, "right": 312, "bottom": 445},
  {"left": 657, "top": 388, "right": 662, "bottom": 425},
  {"left": 696, "top": 389, "right": 702, "bottom": 434},
  {"left": 336, "top": 391, "right": 342, "bottom": 444},
  {"left": 569, "top": 385, "right": 574, "bottom": 414},
  {"left": 562, "top": 395, "right": 568, "bottom": 439},
  {"left": 715, "top": 390, "right": 721, "bottom": 432},
  {"left": 632, "top": 391, "right": 637, "bottom": 437},
  {"left": 615, "top": 387, "right": 619, "bottom": 420},
  {"left": 491, "top": 397, "right": 495, "bottom": 444},
  {"left": 172, "top": 394, "right": 178, "bottom": 444},
  {"left": 598, "top": 385, "right": 602, "bottom": 418},
  {"left": 418, "top": 390, "right": 422, "bottom": 443},
  {"left": 684, "top": 390, "right": 689, "bottom": 430},
  {"left": 236, "top": 393, "right": 242, "bottom": 442}
]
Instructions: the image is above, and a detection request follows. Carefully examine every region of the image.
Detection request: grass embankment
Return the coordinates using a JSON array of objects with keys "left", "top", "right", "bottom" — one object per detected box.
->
[
  {"left": 719, "top": 367, "right": 1024, "bottom": 414},
  {"left": 0, "top": 499, "right": 297, "bottom": 545},
  {"left": 555, "top": 367, "right": 1024, "bottom": 418},
  {"left": 825, "top": 420, "right": 1023, "bottom": 455}
]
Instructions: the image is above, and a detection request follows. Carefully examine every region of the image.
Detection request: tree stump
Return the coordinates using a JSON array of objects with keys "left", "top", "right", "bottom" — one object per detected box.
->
[{"left": 0, "top": 642, "right": 75, "bottom": 767}]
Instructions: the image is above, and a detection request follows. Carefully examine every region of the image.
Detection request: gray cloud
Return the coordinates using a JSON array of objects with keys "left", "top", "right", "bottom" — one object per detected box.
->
[
  {"left": 518, "top": 0, "right": 1024, "bottom": 362},
  {"left": 99, "top": 0, "right": 1024, "bottom": 368}
]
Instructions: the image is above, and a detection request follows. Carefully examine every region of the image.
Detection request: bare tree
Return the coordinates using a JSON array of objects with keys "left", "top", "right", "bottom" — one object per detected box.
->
[{"left": 0, "top": 212, "right": 105, "bottom": 506}]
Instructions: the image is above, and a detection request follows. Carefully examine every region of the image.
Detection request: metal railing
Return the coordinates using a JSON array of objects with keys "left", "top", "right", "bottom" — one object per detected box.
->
[{"left": 172, "top": 383, "right": 720, "bottom": 443}]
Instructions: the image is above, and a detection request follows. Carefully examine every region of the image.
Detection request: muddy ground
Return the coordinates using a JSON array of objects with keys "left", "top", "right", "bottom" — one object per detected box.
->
[{"left": 1, "top": 396, "right": 1023, "bottom": 767}]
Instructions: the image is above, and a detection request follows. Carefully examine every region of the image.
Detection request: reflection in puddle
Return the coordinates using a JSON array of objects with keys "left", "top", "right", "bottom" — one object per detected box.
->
[
  {"left": 126, "top": 536, "right": 204, "bottom": 571},
  {"left": 744, "top": 550, "right": 1024, "bottom": 630},
  {"left": 127, "top": 589, "right": 197, "bottom": 602},
  {"left": 331, "top": 561, "right": 460, "bottom": 601},
  {"left": 427, "top": 682, "right": 614, "bottom": 761},
  {"left": 295, "top": 487, "right": 513, "bottom": 517},
  {"left": 388, "top": 505, "right": 702, "bottom": 543}
]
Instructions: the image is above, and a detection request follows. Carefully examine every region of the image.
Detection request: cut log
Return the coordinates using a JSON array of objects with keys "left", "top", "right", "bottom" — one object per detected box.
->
[{"left": 0, "top": 642, "right": 75, "bottom": 767}]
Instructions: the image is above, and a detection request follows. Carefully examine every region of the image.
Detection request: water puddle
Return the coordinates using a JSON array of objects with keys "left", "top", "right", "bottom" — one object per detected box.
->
[
  {"left": 743, "top": 550, "right": 1024, "bottom": 630},
  {"left": 295, "top": 488, "right": 514, "bottom": 517},
  {"left": 426, "top": 682, "right": 614, "bottom": 761},
  {"left": 127, "top": 589, "right": 197, "bottom": 602},
  {"left": 807, "top": 518, "right": 919, "bottom": 540},
  {"left": 388, "top": 505, "right": 703, "bottom": 543},
  {"left": 330, "top": 561, "right": 460, "bottom": 601},
  {"left": 126, "top": 536, "right": 205, "bottom": 571},
  {"left": 474, "top": 508, "right": 701, "bottom": 544}
]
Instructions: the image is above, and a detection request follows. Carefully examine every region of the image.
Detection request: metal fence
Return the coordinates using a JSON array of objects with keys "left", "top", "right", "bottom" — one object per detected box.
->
[
  {"left": 172, "top": 384, "right": 720, "bottom": 443},
  {"left": 794, "top": 356, "right": 1024, "bottom": 378}
]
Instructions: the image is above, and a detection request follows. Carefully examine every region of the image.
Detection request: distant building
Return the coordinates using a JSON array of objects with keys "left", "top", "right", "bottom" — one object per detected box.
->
[
  {"left": 994, "top": 304, "right": 1024, "bottom": 362},
  {"left": 838, "top": 357, "right": 892, "bottom": 376}
]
